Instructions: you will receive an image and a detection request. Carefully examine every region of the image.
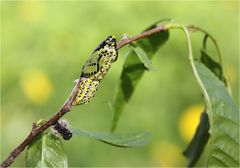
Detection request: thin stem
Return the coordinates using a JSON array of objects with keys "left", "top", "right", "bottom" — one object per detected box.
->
[
  {"left": 182, "top": 25, "right": 213, "bottom": 168},
  {"left": 117, "top": 25, "right": 165, "bottom": 49},
  {"left": 167, "top": 24, "right": 224, "bottom": 72},
  {"left": 187, "top": 25, "right": 223, "bottom": 69},
  {"left": 187, "top": 25, "right": 232, "bottom": 94},
  {"left": 183, "top": 26, "right": 213, "bottom": 126}
]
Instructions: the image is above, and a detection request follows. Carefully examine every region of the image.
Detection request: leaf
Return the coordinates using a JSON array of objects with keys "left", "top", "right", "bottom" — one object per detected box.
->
[
  {"left": 143, "top": 18, "right": 173, "bottom": 31},
  {"left": 26, "top": 131, "right": 68, "bottom": 168},
  {"left": 200, "top": 49, "right": 225, "bottom": 83},
  {"left": 182, "top": 27, "right": 238, "bottom": 167},
  {"left": 71, "top": 128, "right": 151, "bottom": 148},
  {"left": 184, "top": 48, "right": 232, "bottom": 167},
  {"left": 133, "top": 45, "right": 153, "bottom": 70},
  {"left": 193, "top": 62, "right": 239, "bottom": 167},
  {"left": 183, "top": 111, "right": 210, "bottom": 167},
  {"left": 111, "top": 28, "right": 169, "bottom": 132}
]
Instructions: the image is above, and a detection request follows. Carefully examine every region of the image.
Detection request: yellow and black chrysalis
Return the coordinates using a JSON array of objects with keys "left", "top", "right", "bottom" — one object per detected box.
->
[{"left": 72, "top": 36, "right": 118, "bottom": 105}]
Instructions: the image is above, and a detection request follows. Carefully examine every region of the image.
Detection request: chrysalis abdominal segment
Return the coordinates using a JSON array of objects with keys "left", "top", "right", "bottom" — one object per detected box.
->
[{"left": 72, "top": 35, "right": 118, "bottom": 105}]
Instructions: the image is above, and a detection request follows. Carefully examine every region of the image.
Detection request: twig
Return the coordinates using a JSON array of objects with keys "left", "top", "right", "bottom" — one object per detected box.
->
[
  {"left": 186, "top": 25, "right": 232, "bottom": 95},
  {"left": 0, "top": 80, "right": 80, "bottom": 168},
  {"left": 0, "top": 24, "right": 166, "bottom": 168},
  {"left": 187, "top": 25, "right": 223, "bottom": 67},
  {"left": 117, "top": 25, "right": 165, "bottom": 49}
]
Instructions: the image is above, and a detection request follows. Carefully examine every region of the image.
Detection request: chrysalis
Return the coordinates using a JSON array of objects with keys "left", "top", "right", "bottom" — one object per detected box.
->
[{"left": 72, "top": 35, "right": 118, "bottom": 105}]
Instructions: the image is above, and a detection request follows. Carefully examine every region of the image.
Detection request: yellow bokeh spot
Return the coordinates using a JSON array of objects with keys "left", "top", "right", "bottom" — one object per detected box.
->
[
  {"left": 151, "top": 141, "right": 186, "bottom": 167},
  {"left": 18, "top": 1, "right": 45, "bottom": 23},
  {"left": 179, "top": 104, "right": 204, "bottom": 141},
  {"left": 20, "top": 69, "right": 52, "bottom": 105}
]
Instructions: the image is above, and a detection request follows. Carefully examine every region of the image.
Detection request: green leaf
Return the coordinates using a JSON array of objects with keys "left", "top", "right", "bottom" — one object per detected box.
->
[
  {"left": 143, "top": 18, "right": 173, "bottom": 31},
  {"left": 71, "top": 128, "right": 151, "bottom": 148},
  {"left": 184, "top": 49, "right": 234, "bottom": 167},
  {"left": 26, "top": 131, "right": 68, "bottom": 168},
  {"left": 194, "top": 62, "right": 239, "bottom": 167},
  {"left": 132, "top": 45, "right": 153, "bottom": 70},
  {"left": 183, "top": 111, "right": 210, "bottom": 167},
  {"left": 180, "top": 27, "right": 238, "bottom": 167},
  {"left": 200, "top": 49, "right": 225, "bottom": 83},
  {"left": 183, "top": 48, "right": 225, "bottom": 167},
  {"left": 111, "top": 28, "right": 169, "bottom": 132}
]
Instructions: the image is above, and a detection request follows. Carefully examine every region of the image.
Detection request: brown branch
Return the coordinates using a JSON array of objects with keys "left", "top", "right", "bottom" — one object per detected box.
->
[
  {"left": 0, "top": 24, "right": 167, "bottom": 168},
  {"left": 117, "top": 25, "right": 165, "bottom": 49},
  {"left": 0, "top": 80, "right": 81, "bottom": 168}
]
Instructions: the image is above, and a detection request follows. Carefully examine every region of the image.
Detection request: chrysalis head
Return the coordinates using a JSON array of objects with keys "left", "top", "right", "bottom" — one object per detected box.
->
[
  {"left": 93, "top": 35, "right": 117, "bottom": 52},
  {"left": 105, "top": 35, "right": 116, "bottom": 47}
]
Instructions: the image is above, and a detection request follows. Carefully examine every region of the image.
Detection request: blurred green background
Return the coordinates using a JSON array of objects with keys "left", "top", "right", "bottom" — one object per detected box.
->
[{"left": 1, "top": 1, "right": 239, "bottom": 167}]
